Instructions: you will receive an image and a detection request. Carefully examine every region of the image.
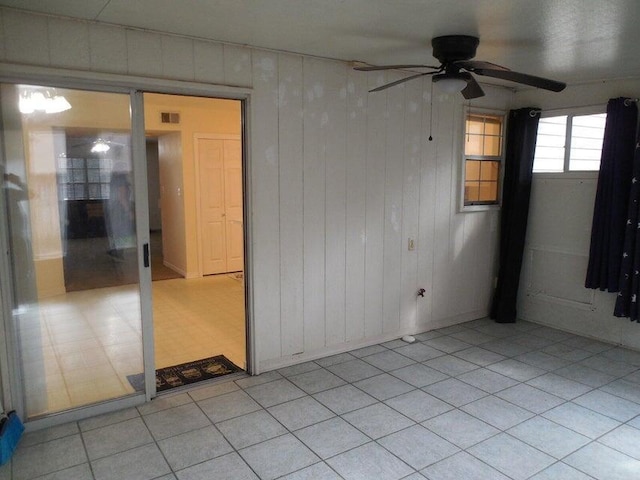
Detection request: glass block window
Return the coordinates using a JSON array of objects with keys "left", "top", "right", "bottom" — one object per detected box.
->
[{"left": 57, "top": 157, "right": 113, "bottom": 200}]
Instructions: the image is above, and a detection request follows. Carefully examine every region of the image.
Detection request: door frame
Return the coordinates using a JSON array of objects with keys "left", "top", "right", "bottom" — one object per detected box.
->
[
  {"left": 0, "top": 64, "right": 255, "bottom": 429},
  {"left": 193, "top": 133, "right": 242, "bottom": 278}
]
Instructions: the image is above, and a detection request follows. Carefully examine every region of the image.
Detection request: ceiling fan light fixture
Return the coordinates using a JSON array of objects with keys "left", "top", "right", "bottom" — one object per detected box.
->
[
  {"left": 18, "top": 87, "right": 72, "bottom": 114},
  {"left": 91, "top": 139, "right": 111, "bottom": 153},
  {"left": 45, "top": 95, "right": 72, "bottom": 114},
  {"left": 432, "top": 73, "right": 468, "bottom": 93}
]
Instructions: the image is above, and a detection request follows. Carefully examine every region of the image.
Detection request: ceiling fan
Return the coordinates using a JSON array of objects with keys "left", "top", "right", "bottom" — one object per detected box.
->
[
  {"left": 60, "top": 134, "right": 129, "bottom": 158},
  {"left": 354, "top": 35, "right": 566, "bottom": 99}
]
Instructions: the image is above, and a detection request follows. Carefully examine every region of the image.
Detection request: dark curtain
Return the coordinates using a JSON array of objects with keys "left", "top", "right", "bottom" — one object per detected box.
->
[
  {"left": 585, "top": 98, "right": 638, "bottom": 291},
  {"left": 490, "top": 108, "right": 540, "bottom": 323},
  {"left": 615, "top": 126, "right": 640, "bottom": 320}
]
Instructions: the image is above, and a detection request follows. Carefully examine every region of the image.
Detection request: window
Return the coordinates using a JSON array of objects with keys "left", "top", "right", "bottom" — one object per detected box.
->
[
  {"left": 463, "top": 112, "right": 505, "bottom": 207},
  {"left": 57, "top": 157, "right": 113, "bottom": 200},
  {"left": 533, "top": 110, "right": 607, "bottom": 172}
]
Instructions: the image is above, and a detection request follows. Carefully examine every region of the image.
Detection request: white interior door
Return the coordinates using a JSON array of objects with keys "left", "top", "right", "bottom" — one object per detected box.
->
[
  {"left": 199, "top": 138, "right": 227, "bottom": 275},
  {"left": 224, "top": 139, "right": 244, "bottom": 272}
]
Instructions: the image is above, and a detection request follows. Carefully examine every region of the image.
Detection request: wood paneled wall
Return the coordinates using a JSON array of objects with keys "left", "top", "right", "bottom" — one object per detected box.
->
[
  {"left": 0, "top": 8, "right": 512, "bottom": 371},
  {"left": 514, "top": 80, "right": 640, "bottom": 350}
]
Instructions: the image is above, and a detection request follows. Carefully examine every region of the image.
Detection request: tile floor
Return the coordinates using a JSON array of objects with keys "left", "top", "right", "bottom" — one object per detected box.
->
[
  {"left": 152, "top": 275, "right": 246, "bottom": 370},
  {"left": 5, "top": 317, "right": 640, "bottom": 479},
  {"left": 18, "top": 274, "right": 245, "bottom": 417}
]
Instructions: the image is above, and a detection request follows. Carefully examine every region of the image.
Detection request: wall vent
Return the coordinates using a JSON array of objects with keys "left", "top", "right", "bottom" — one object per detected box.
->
[{"left": 161, "top": 112, "right": 180, "bottom": 124}]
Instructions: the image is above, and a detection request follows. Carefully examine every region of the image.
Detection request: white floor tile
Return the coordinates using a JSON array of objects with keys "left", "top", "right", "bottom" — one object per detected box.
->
[
  {"left": 12, "top": 434, "right": 87, "bottom": 479},
  {"left": 143, "top": 403, "right": 211, "bottom": 441},
  {"left": 279, "top": 462, "right": 342, "bottom": 480},
  {"left": 294, "top": 417, "right": 369, "bottom": 459},
  {"left": 461, "top": 395, "right": 534, "bottom": 430},
  {"left": 239, "top": 434, "right": 319, "bottom": 480},
  {"left": 91, "top": 443, "right": 171, "bottom": 480},
  {"left": 83, "top": 417, "right": 153, "bottom": 460},
  {"left": 327, "top": 442, "right": 414, "bottom": 480},
  {"left": 573, "top": 389, "right": 640, "bottom": 422},
  {"left": 422, "top": 409, "right": 499, "bottom": 449},
  {"left": 565, "top": 442, "right": 640, "bottom": 480},
  {"left": 385, "top": 390, "right": 453, "bottom": 422},
  {"left": 507, "top": 416, "right": 590, "bottom": 459},
  {"left": 313, "top": 384, "right": 378, "bottom": 414},
  {"left": 420, "top": 451, "right": 510, "bottom": 480},
  {"left": 598, "top": 424, "right": 640, "bottom": 460},
  {"left": 494, "top": 383, "right": 566, "bottom": 414},
  {"left": 542, "top": 402, "right": 621, "bottom": 439},
  {"left": 157, "top": 425, "right": 233, "bottom": 470},
  {"left": 343, "top": 403, "right": 414, "bottom": 439},
  {"left": 378, "top": 424, "right": 459, "bottom": 470},
  {"left": 215, "top": 410, "right": 287, "bottom": 449},
  {"left": 175, "top": 452, "right": 258, "bottom": 480},
  {"left": 468, "top": 433, "right": 555, "bottom": 480},
  {"left": 268, "top": 396, "right": 335, "bottom": 431}
]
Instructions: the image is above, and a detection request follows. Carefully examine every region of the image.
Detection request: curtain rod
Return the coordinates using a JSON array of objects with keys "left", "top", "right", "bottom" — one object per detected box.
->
[{"left": 526, "top": 98, "right": 638, "bottom": 116}]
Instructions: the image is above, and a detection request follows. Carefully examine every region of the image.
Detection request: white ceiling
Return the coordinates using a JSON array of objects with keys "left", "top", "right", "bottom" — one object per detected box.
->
[{"left": 2, "top": 0, "right": 640, "bottom": 88}]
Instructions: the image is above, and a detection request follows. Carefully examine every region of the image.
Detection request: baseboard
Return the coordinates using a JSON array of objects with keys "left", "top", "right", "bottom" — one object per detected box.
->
[
  {"left": 519, "top": 314, "right": 640, "bottom": 353},
  {"left": 415, "top": 308, "right": 489, "bottom": 332},
  {"left": 257, "top": 309, "right": 489, "bottom": 373},
  {"left": 162, "top": 260, "right": 187, "bottom": 277},
  {"left": 258, "top": 330, "right": 417, "bottom": 373}
]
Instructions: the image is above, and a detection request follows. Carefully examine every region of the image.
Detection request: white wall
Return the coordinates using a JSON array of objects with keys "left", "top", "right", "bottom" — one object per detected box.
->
[
  {"left": 0, "top": 8, "right": 512, "bottom": 372},
  {"left": 514, "top": 79, "right": 640, "bottom": 350}
]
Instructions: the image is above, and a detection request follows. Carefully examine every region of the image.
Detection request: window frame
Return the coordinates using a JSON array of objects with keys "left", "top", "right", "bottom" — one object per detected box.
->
[
  {"left": 533, "top": 104, "right": 607, "bottom": 176},
  {"left": 460, "top": 107, "right": 506, "bottom": 212}
]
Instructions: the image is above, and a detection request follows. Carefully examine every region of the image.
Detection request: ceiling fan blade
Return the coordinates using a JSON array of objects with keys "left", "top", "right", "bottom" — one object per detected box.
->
[
  {"left": 354, "top": 64, "right": 440, "bottom": 71},
  {"left": 369, "top": 72, "right": 435, "bottom": 92},
  {"left": 461, "top": 76, "right": 485, "bottom": 99},
  {"left": 466, "top": 65, "right": 566, "bottom": 92},
  {"left": 455, "top": 60, "right": 510, "bottom": 72}
]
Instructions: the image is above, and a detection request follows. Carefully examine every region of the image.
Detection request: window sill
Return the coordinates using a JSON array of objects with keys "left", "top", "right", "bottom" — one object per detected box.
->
[
  {"left": 532, "top": 171, "right": 599, "bottom": 180},
  {"left": 460, "top": 204, "right": 501, "bottom": 213}
]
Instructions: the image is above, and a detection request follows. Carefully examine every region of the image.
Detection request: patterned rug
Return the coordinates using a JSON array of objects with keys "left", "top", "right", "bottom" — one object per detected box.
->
[{"left": 127, "top": 355, "right": 242, "bottom": 392}]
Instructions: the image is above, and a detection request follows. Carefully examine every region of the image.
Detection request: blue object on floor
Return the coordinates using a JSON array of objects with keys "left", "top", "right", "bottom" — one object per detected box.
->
[{"left": 0, "top": 411, "right": 24, "bottom": 465}]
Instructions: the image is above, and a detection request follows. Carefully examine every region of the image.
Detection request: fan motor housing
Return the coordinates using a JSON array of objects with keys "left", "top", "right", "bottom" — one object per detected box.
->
[{"left": 432, "top": 35, "right": 479, "bottom": 63}]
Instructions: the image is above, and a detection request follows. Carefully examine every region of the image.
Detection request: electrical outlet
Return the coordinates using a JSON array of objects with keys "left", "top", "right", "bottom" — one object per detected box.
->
[{"left": 408, "top": 238, "right": 415, "bottom": 251}]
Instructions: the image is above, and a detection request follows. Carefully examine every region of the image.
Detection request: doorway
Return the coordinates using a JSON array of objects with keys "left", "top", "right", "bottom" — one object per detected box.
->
[
  {"left": 196, "top": 135, "right": 244, "bottom": 276},
  {"left": 143, "top": 93, "right": 247, "bottom": 389},
  {"left": 0, "top": 84, "right": 145, "bottom": 418},
  {"left": 0, "top": 84, "right": 248, "bottom": 422}
]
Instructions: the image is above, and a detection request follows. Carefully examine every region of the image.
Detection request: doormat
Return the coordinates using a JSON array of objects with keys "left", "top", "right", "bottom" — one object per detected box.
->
[{"left": 127, "top": 355, "right": 242, "bottom": 392}]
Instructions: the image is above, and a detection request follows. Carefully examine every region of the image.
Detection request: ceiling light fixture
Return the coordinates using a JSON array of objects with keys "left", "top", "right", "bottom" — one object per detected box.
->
[
  {"left": 18, "top": 88, "right": 72, "bottom": 114},
  {"left": 432, "top": 72, "right": 470, "bottom": 94},
  {"left": 90, "top": 139, "right": 111, "bottom": 153}
]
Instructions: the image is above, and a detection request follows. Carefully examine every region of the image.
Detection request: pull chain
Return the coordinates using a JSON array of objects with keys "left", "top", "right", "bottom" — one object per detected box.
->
[{"left": 428, "top": 80, "right": 434, "bottom": 141}]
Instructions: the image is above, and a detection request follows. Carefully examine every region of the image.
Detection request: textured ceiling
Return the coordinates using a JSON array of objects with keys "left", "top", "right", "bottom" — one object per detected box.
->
[{"left": 2, "top": 0, "right": 640, "bottom": 88}]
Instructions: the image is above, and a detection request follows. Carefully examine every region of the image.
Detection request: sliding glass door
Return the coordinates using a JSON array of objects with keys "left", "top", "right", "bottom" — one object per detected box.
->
[{"left": 0, "top": 83, "right": 147, "bottom": 418}]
